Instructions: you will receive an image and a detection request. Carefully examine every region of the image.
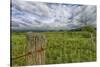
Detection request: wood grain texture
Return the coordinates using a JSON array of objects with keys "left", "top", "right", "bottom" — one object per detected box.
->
[{"left": 26, "top": 32, "right": 46, "bottom": 65}]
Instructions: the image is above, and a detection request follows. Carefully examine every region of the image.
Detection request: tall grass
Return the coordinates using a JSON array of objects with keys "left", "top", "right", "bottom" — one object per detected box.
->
[{"left": 11, "top": 30, "right": 96, "bottom": 66}]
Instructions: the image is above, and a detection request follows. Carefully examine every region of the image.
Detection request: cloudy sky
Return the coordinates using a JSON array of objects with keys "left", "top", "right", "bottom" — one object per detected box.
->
[{"left": 11, "top": 0, "right": 96, "bottom": 31}]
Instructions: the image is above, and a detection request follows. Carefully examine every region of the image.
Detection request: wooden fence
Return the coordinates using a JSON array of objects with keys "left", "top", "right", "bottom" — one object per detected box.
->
[
  {"left": 26, "top": 32, "right": 46, "bottom": 65},
  {"left": 12, "top": 32, "right": 47, "bottom": 65}
]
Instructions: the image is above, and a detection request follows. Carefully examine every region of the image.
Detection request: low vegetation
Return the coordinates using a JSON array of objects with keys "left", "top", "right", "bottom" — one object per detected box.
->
[{"left": 11, "top": 26, "right": 96, "bottom": 66}]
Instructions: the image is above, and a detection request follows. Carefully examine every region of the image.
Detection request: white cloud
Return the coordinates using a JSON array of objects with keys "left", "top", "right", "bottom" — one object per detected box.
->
[{"left": 11, "top": 0, "right": 96, "bottom": 31}]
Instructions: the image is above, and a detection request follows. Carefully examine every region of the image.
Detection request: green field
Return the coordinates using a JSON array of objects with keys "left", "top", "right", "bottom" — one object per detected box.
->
[{"left": 11, "top": 28, "right": 96, "bottom": 66}]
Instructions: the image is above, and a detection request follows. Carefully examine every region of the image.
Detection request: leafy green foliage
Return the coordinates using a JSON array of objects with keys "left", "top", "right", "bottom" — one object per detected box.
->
[
  {"left": 71, "top": 26, "right": 96, "bottom": 33},
  {"left": 81, "top": 26, "right": 96, "bottom": 33}
]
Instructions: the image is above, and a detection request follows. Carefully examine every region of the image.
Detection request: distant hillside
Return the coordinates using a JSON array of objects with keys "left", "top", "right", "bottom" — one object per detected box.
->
[{"left": 69, "top": 25, "right": 96, "bottom": 33}]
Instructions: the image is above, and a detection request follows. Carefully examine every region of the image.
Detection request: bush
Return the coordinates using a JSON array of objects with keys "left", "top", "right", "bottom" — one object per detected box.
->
[{"left": 81, "top": 26, "right": 96, "bottom": 33}]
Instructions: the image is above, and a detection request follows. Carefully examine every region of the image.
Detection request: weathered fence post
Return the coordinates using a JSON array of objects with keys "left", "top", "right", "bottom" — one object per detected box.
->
[{"left": 26, "top": 32, "right": 46, "bottom": 65}]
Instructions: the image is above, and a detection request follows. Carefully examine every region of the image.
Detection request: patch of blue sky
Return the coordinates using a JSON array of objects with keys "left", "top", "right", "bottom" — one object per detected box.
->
[{"left": 13, "top": 8, "right": 51, "bottom": 21}]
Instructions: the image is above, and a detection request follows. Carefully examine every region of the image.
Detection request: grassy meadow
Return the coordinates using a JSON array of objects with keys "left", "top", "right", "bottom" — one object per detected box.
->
[{"left": 11, "top": 26, "right": 96, "bottom": 66}]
